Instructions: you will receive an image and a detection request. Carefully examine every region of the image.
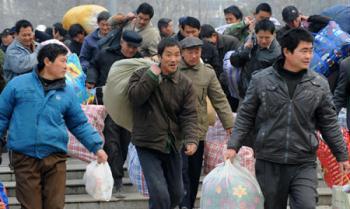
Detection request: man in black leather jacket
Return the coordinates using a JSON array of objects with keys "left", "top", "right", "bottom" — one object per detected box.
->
[{"left": 226, "top": 28, "right": 350, "bottom": 209}]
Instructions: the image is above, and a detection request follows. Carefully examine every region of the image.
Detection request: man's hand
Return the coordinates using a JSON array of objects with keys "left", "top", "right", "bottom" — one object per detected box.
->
[
  {"left": 96, "top": 149, "right": 108, "bottom": 163},
  {"left": 339, "top": 161, "right": 350, "bottom": 174},
  {"left": 224, "top": 148, "right": 237, "bottom": 160},
  {"left": 185, "top": 143, "right": 197, "bottom": 156},
  {"left": 226, "top": 128, "right": 233, "bottom": 136},
  {"left": 86, "top": 82, "right": 95, "bottom": 89},
  {"left": 150, "top": 64, "right": 161, "bottom": 75}
]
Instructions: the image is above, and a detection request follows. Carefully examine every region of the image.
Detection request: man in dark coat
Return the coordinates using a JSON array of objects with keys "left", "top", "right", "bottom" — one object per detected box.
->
[{"left": 86, "top": 31, "right": 142, "bottom": 197}]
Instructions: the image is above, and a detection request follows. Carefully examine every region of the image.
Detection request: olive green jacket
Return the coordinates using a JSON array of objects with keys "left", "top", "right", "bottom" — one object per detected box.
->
[{"left": 179, "top": 60, "right": 234, "bottom": 139}]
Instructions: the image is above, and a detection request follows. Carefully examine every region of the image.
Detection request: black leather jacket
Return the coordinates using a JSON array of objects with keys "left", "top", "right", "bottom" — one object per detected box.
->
[{"left": 228, "top": 61, "right": 348, "bottom": 164}]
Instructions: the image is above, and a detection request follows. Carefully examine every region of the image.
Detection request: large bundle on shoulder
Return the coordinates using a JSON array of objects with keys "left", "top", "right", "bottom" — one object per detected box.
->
[
  {"left": 62, "top": 5, "right": 108, "bottom": 34},
  {"left": 103, "top": 58, "right": 155, "bottom": 131}
]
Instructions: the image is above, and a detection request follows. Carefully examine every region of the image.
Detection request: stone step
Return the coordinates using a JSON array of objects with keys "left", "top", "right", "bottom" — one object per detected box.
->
[
  {"left": 7, "top": 191, "right": 332, "bottom": 209},
  {"left": 3, "top": 177, "right": 138, "bottom": 196}
]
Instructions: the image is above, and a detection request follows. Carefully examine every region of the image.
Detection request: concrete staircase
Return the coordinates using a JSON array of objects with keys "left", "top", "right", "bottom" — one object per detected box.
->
[{"left": 0, "top": 153, "right": 333, "bottom": 209}]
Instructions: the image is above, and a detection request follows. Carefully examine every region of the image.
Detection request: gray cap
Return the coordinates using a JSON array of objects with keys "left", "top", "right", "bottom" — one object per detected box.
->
[{"left": 180, "top": 37, "right": 203, "bottom": 49}]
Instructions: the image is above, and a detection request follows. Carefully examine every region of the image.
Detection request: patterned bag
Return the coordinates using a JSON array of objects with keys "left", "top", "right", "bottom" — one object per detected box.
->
[
  {"left": 127, "top": 143, "right": 149, "bottom": 196},
  {"left": 0, "top": 182, "right": 8, "bottom": 209},
  {"left": 200, "top": 160, "right": 264, "bottom": 209},
  {"left": 317, "top": 128, "right": 350, "bottom": 187},
  {"left": 67, "top": 105, "right": 107, "bottom": 162},
  {"left": 204, "top": 114, "right": 255, "bottom": 175}
]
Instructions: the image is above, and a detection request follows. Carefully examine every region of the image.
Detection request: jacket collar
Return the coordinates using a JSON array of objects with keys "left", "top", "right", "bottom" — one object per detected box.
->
[
  {"left": 272, "top": 57, "right": 317, "bottom": 83},
  {"left": 13, "top": 39, "right": 37, "bottom": 53},
  {"left": 161, "top": 69, "right": 180, "bottom": 84},
  {"left": 179, "top": 59, "right": 203, "bottom": 71}
]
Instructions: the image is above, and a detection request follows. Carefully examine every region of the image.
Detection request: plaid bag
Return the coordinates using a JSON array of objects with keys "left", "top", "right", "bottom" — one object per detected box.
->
[
  {"left": 127, "top": 143, "right": 149, "bottom": 196},
  {"left": 317, "top": 128, "right": 350, "bottom": 187},
  {"left": 67, "top": 105, "right": 107, "bottom": 162},
  {"left": 204, "top": 113, "right": 255, "bottom": 175}
]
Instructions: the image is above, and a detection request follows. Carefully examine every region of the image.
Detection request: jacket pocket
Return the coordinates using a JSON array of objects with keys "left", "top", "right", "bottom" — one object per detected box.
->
[{"left": 265, "top": 85, "right": 284, "bottom": 116}]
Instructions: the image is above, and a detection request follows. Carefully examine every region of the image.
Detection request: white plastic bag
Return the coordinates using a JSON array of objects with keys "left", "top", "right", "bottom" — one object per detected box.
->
[
  {"left": 83, "top": 161, "right": 114, "bottom": 201},
  {"left": 200, "top": 159, "right": 264, "bottom": 209}
]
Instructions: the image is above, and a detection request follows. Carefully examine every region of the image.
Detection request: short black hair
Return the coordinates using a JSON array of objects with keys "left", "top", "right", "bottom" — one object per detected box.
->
[
  {"left": 15, "top": 19, "right": 33, "bottom": 33},
  {"left": 200, "top": 24, "right": 216, "bottom": 39},
  {"left": 157, "top": 37, "right": 180, "bottom": 56},
  {"left": 255, "top": 3, "right": 272, "bottom": 15},
  {"left": 53, "top": 22, "right": 67, "bottom": 37},
  {"left": 223, "top": 5, "right": 243, "bottom": 20},
  {"left": 136, "top": 2, "right": 154, "bottom": 19},
  {"left": 68, "top": 24, "right": 86, "bottom": 38},
  {"left": 181, "top": 16, "right": 201, "bottom": 30},
  {"left": 37, "top": 43, "right": 68, "bottom": 71},
  {"left": 97, "top": 11, "right": 111, "bottom": 23},
  {"left": 158, "top": 18, "right": 172, "bottom": 31},
  {"left": 255, "top": 19, "right": 275, "bottom": 34},
  {"left": 280, "top": 28, "right": 314, "bottom": 55}
]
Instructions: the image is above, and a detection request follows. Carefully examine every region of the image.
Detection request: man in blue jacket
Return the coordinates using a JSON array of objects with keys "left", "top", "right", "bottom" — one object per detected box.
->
[
  {"left": 79, "top": 11, "right": 110, "bottom": 75},
  {"left": 0, "top": 43, "right": 108, "bottom": 209}
]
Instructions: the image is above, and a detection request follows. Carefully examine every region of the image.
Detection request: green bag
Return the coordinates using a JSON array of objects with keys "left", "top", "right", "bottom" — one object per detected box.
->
[{"left": 103, "top": 58, "right": 154, "bottom": 131}]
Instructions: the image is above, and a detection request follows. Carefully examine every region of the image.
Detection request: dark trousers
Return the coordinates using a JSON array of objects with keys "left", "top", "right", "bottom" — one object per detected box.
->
[
  {"left": 11, "top": 152, "right": 67, "bottom": 209},
  {"left": 180, "top": 140, "right": 204, "bottom": 209},
  {"left": 136, "top": 146, "right": 183, "bottom": 209},
  {"left": 255, "top": 159, "right": 318, "bottom": 209},
  {"left": 103, "top": 115, "right": 130, "bottom": 186}
]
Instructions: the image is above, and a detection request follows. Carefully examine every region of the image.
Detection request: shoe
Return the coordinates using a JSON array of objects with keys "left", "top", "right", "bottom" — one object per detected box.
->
[{"left": 114, "top": 190, "right": 126, "bottom": 198}]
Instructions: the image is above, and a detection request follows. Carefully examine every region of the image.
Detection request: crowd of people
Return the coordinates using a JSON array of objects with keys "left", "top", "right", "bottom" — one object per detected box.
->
[{"left": 0, "top": 2, "right": 350, "bottom": 209}]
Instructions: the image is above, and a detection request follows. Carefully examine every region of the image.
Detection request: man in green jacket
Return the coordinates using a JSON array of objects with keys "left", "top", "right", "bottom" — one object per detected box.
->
[
  {"left": 178, "top": 37, "right": 234, "bottom": 209},
  {"left": 128, "top": 38, "right": 198, "bottom": 209}
]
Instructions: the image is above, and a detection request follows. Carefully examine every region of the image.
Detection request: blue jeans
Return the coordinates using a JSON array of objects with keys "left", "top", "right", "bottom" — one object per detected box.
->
[{"left": 136, "top": 146, "right": 184, "bottom": 209}]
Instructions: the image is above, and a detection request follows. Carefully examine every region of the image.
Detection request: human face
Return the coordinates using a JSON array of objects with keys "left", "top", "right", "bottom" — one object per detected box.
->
[
  {"left": 17, "top": 26, "right": 34, "bottom": 48},
  {"left": 98, "top": 20, "right": 110, "bottom": 36},
  {"left": 1, "top": 34, "right": 13, "bottom": 46},
  {"left": 181, "top": 25, "right": 200, "bottom": 38},
  {"left": 255, "top": 11, "right": 271, "bottom": 22},
  {"left": 284, "top": 41, "right": 313, "bottom": 72},
  {"left": 43, "top": 54, "right": 68, "bottom": 80},
  {"left": 182, "top": 47, "right": 202, "bottom": 67},
  {"left": 136, "top": 13, "right": 151, "bottom": 29},
  {"left": 290, "top": 16, "right": 302, "bottom": 28},
  {"left": 73, "top": 33, "right": 85, "bottom": 44},
  {"left": 120, "top": 40, "right": 139, "bottom": 58},
  {"left": 225, "top": 13, "right": 239, "bottom": 24},
  {"left": 161, "top": 21, "right": 174, "bottom": 37},
  {"left": 256, "top": 30, "right": 274, "bottom": 49},
  {"left": 159, "top": 45, "right": 181, "bottom": 74}
]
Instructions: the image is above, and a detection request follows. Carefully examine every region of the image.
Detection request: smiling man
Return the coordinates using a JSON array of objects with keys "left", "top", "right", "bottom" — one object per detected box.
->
[
  {"left": 225, "top": 28, "right": 350, "bottom": 209},
  {"left": 0, "top": 43, "right": 107, "bottom": 209},
  {"left": 128, "top": 38, "right": 198, "bottom": 209},
  {"left": 3, "top": 19, "right": 40, "bottom": 81}
]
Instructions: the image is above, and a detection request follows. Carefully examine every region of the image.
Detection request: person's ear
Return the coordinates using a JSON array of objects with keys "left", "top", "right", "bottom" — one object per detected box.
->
[{"left": 43, "top": 57, "right": 51, "bottom": 67}]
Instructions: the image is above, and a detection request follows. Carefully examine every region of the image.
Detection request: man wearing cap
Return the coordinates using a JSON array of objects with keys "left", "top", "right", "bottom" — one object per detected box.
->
[
  {"left": 109, "top": 3, "right": 161, "bottom": 58},
  {"left": 158, "top": 18, "right": 175, "bottom": 39},
  {"left": 276, "top": 6, "right": 308, "bottom": 44},
  {"left": 178, "top": 36, "right": 234, "bottom": 209},
  {"left": 86, "top": 30, "right": 142, "bottom": 196},
  {"left": 0, "top": 28, "right": 14, "bottom": 52}
]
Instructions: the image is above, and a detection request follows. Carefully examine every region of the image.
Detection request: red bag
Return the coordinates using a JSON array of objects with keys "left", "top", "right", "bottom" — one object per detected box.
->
[
  {"left": 317, "top": 128, "right": 350, "bottom": 187},
  {"left": 67, "top": 105, "right": 107, "bottom": 162},
  {"left": 203, "top": 113, "right": 255, "bottom": 175}
]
